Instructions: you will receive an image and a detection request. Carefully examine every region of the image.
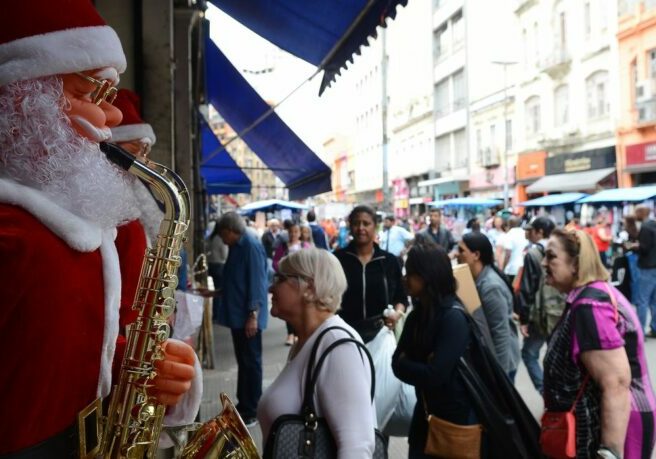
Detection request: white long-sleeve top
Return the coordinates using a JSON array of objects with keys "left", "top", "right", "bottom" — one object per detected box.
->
[{"left": 257, "top": 315, "right": 376, "bottom": 458}]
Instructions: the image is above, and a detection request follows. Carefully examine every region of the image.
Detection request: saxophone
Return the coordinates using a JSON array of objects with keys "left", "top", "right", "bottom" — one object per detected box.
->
[{"left": 98, "top": 143, "right": 259, "bottom": 458}]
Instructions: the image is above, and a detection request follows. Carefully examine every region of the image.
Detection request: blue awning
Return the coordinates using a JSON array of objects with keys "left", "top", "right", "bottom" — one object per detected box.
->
[
  {"left": 208, "top": 0, "right": 408, "bottom": 95},
  {"left": 430, "top": 197, "right": 503, "bottom": 208},
  {"left": 519, "top": 192, "right": 588, "bottom": 207},
  {"left": 578, "top": 186, "right": 656, "bottom": 203},
  {"left": 204, "top": 36, "right": 332, "bottom": 200},
  {"left": 240, "top": 199, "right": 309, "bottom": 214},
  {"left": 200, "top": 119, "right": 252, "bottom": 195}
]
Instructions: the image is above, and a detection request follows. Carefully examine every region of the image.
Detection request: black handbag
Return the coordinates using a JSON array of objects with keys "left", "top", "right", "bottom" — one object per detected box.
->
[{"left": 263, "top": 326, "right": 388, "bottom": 458}]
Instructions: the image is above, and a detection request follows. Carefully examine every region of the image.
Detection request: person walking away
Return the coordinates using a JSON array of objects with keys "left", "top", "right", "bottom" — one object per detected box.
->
[
  {"left": 258, "top": 249, "right": 376, "bottom": 457},
  {"left": 216, "top": 211, "right": 269, "bottom": 426},
  {"left": 458, "top": 233, "right": 521, "bottom": 382},
  {"left": 307, "top": 210, "right": 329, "bottom": 250},
  {"left": 542, "top": 229, "right": 656, "bottom": 459},
  {"left": 379, "top": 215, "right": 414, "bottom": 266},
  {"left": 501, "top": 216, "right": 528, "bottom": 285},
  {"left": 419, "top": 208, "right": 456, "bottom": 255},
  {"left": 629, "top": 206, "right": 656, "bottom": 335},
  {"left": 273, "top": 222, "right": 312, "bottom": 345},
  {"left": 518, "top": 216, "right": 564, "bottom": 394},
  {"left": 592, "top": 216, "right": 613, "bottom": 267},
  {"left": 334, "top": 206, "right": 407, "bottom": 343}
]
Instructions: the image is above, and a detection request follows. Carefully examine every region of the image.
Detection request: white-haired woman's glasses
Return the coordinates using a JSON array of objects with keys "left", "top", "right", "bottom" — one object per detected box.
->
[{"left": 272, "top": 273, "right": 310, "bottom": 285}]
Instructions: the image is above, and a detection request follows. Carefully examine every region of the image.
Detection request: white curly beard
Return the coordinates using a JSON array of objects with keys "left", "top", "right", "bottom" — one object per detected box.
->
[
  {"left": 132, "top": 179, "right": 164, "bottom": 244},
  {"left": 0, "top": 76, "right": 140, "bottom": 229}
]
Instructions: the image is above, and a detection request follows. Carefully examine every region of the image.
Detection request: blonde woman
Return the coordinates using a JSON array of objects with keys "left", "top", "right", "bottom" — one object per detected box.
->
[
  {"left": 542, "top": 229, "right": 656, "bottom": 459},
  {"left": 257, "top": 249, "right": 376, "bottom": 457}
]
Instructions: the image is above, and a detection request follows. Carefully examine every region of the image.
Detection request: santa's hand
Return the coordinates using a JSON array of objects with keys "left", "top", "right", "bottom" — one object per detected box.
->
[{"left": 152, "top": 340, "right": 196, "bottom": 406}]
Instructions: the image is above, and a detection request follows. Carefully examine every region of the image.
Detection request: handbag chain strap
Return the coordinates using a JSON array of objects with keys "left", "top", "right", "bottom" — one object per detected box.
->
[{"left": 568, "top": 282, "right": 619, "bottom": 413}]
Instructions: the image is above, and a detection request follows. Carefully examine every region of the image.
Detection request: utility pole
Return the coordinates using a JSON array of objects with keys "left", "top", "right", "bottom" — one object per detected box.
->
[
  {"left": 381, "top": 28, "right": 391, "bottom": 215},
  {"left": 491, "top": 60, "right": 517, "bottom": 210}
]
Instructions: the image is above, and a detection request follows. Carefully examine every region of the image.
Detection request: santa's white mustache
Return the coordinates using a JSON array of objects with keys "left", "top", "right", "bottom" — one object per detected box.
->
[{"left": 70, "top": 115, "right": 112, "bottom": 142}]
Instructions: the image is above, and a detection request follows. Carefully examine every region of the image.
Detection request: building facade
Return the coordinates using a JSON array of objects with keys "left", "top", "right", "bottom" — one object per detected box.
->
[
  {"left": 617, "top": 0, "right": 656, "bottom": 187},
  {"left": 513, "top": 0, "right": 618, "bottom": 202}
]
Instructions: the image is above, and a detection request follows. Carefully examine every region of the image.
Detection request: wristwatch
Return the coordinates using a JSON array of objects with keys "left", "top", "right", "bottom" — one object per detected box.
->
[
  {"left": 248, "top": 310, "right": 258, "bottom": 320},
  {"left": 597, "top": 446, "right": 621, "bottom": 459}
]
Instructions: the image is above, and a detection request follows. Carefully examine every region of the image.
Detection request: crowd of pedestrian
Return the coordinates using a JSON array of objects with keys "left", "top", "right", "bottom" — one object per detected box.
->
[{"left": 206, "top": 203, "right": 656, "bottom": 458}]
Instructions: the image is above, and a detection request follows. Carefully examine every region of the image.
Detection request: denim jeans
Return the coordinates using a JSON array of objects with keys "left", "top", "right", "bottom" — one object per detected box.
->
[
  {"left": 230, "top": 328, "right": 263, "bottom": 419},
  {"left": 521, "top": 324, "right": 545, "bottom": 393},
  {"left": 635, "top": 267, "right": 656, "bottom": 332}
]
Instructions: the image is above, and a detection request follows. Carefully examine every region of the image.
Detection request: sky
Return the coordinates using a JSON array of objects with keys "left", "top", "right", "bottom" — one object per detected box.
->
[{"left": 205, "top": 4, "right": 345, "bottom": 160}]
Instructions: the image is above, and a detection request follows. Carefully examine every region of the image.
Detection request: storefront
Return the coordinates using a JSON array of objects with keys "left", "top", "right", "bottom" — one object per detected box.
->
[
  {"left": 392, "top": 178, "right": 410, "bottom": 218},
  {"left": 468, "top": 166, "right": 515, "bottom": 200},
  {"left": 625, "top": 141, "right": 656, "bottom": 186},
  {"left": 527, "top": 147, "right": 616, "bottom": 194},
  {"left": 515, "top": 150, "right": 547, "bottom": 206}
]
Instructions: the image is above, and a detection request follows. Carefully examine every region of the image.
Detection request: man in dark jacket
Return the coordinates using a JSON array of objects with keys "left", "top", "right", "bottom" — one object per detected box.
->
[
  {"left": 261, "top": 218, "right": 280, "bottom": 259},
  {"left": 420, "top": 208, "right": 456, "bottom": 254},
  {"left": 633, "top": 206, "right": 656, "bottom": 335},
  {"left": 307, "top": 210, "right": 329, "bottom": 250},
  {"left": 518, "top": 216, "right": 564, "bottom": 394}
]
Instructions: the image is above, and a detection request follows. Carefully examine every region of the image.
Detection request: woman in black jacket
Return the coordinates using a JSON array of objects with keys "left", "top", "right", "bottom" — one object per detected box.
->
[
  {"left": 333, "top": 205, "right": 407, "bottom": 342},
  {"left": 392, "top": 241, "right": 480, "bottom": 458}
]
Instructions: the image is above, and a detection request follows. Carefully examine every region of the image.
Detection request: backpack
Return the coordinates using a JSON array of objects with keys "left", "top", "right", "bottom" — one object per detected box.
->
[{"left": 527, "top": 246, "right": 566, "bottom": 336}]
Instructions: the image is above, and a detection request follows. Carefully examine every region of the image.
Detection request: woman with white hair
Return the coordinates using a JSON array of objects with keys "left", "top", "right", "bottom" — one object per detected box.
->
[{"left": 257, "top": 248, "right": 377, "bottom": 457}]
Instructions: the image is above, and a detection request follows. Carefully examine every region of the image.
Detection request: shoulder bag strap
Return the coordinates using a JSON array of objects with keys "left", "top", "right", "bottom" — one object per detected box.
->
[{"left": 303, "top": 337, "right": 375, "bottom": 412}]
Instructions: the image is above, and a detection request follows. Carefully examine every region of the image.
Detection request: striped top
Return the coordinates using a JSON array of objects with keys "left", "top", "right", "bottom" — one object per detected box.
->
[{"left": 543, "top": 281, "right": 656, "bottom": 459}]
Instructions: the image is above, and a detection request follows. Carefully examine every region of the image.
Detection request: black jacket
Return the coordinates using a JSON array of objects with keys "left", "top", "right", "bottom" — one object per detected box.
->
[
  {"left": 261, "top": 230, "right": 276, "bottom": 259},
  {"left": 638, "top": 219, "right": 656, "bottom": 268},
  {"left": 333, "top": 242, "right": 407, "bottom": 327},
  {"left": 518, "top": 243, "right": 543, "bottom": 325}
]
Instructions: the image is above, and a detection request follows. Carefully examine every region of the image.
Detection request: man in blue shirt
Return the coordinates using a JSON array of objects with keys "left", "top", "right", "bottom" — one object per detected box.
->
[
  {"left": 307, "top": 210, "right": 329, "bottom": 250},
  {"left": 216, "top": 211, "right": 268, "bottom": 426},
  {"left": 378, "top": 215, "right": 413, "bottom": 259}
]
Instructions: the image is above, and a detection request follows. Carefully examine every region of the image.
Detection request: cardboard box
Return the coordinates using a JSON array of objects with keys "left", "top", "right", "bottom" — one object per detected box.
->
[{"left": 452, "top": 263, "right": 481, "bottom": 314}]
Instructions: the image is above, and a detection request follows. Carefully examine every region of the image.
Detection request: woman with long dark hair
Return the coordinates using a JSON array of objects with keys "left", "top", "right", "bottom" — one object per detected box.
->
[
  {"left": 458, "top": 232, "right": 520, "bottom": 381},
  {"left": 392, "top": 241, "right": 481, "bottom": 458}
]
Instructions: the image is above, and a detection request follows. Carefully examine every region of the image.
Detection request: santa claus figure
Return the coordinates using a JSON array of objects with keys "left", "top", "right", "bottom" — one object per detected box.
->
[{"left": 0, "top": 1, "right": 197, "bottom": 455}]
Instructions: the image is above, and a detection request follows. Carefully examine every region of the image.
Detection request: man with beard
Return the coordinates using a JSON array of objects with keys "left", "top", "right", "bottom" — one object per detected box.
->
[{"left": 0, "top": 2, "right": 197, "bottom": 455}]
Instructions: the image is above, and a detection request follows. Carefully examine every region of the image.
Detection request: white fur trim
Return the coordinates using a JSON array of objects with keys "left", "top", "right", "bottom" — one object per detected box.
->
[
  {"left": 111, "top": 124, "right": 156, "bottom": 144},
  {"left": 0, "top": 26, "right": 126, "bottom": 86},
  {"left": 163, "top": 347, "right": 203, "bottom": 426},
  {"left": 97, "top": 229, "right": 122, "bottom": 398},
  {"left": 0, "top": 177, "right": 102, "bottom": 251}
]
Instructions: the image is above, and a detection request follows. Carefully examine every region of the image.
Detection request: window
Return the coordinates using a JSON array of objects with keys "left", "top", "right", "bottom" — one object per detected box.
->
[
  {"left": 554, "top": 84, "right": 569, "bottom": 126},
  {"left": 525, "top": 96, "right": 541, "bottom": 136},
  {"left": 435, "top": 134, "right": 451, "bottom": 171},
  {"left": 452, "top": 11, "right": 464, "bottom": 51},
  {"left": 489, "top": 123, "right": 496, "bottom": 150},
  {"left": 505, "top": 119, "right": 513, "bottom": 151},
  {"left": 558, "top": 12, "right": 567, "bottom": 50},
  {"left": 584, "top": 2, "right": 591, "bottom": 39},
  {"left": 631, "top": 59, "right": 638, "bottom": 101},
  {"left": 435, "top": 78, "right": 450, "bottom": 117},
  {"left": 476, "top": 129, "right": 482, "bottom": 162},
  {"left": 585, "top": 71, "right": 609, "bottom": 118},
  {"left": 434, "top": 25, "right": 448, "bottom": 61},
  {"left": 454, "top": 130, "right": 467, "bottom": 167},
  {"left": 599, "top": 0, "right": 608, "bottom": 30},
  {"left": 649, "top": 49, "right": 656, "bottom": 77},
  {"left": 453, "top": 70, "right": 466, "bottom": 110},
  {"left": 533, "top": 23, "right": 540, "bottom": 67},
  {"left": 522, "top": 29, "right": 528, "bottom": 69}
]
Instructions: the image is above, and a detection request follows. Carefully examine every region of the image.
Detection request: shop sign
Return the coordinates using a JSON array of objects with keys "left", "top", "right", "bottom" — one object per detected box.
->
[
  {"left": 516, "top": 151, "right": 546, "bottom": 180},
  {"left": 626, "top": 142, "right": 656, "bottom": 166},
  {"left": 546, "top": 146, "right": 615, "bottom": 175}
]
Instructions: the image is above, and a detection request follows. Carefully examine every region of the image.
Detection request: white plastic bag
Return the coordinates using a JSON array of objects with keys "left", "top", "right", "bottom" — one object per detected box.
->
[
  {"left": 383, "top": 381, "right": 417, "bottom": 437},
  {"left": 172, "top": 290, "right": 204, "bottom": 340},
  {"left": 366, "top": 327, "right": 402, "bottom": 428}
]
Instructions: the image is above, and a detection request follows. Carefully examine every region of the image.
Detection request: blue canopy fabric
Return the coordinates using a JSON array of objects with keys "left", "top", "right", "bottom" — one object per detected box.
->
[
  {"left": 430, "top": 197, "right": 503, "bottom": 208},
  {"left": 577, "top": 186, "right": 656, "bottom": 203},
  {"left": 200, "top": 120, "right": 252, "bottom": 195},
  {"left": 240, "top": 199, "right": 309, "bottom": 213},
  {"left": 519, "top": 193, "right": 588, "bottom": 207},
  {"left": 208, "top": 0, "right": 408, "bottom": 95},
  {"left": 204, "top": 36, "right": 332, "bottom": 200}
]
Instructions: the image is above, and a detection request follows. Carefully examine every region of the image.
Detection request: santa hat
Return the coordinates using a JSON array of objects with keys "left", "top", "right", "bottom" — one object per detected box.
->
[
  {"left": 110, "top": 89, "right": 156, "bottom": 145},
  {"left": 0, "top": 0, "right": 126, "bottom": 87}
]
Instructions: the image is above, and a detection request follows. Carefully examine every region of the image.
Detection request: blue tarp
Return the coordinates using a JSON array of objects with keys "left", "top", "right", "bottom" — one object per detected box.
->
[
  {"left": 200, "top": 119, "right": 252, "bottom": 195},
  {"left": 519, "top": 193, "right": 588, "bottom": 207},
  {"left": 578, "top": 186, "right": 656, "bottom": 203},
  {"left": 240, "top": 199, "right": 308, "bottom": 213},
  {"left": 204, "top": 36, "right": 332, "bottom": 200},
  {"left": 430, "top": 197, "right": 503, "bottom": 208},
  {"left": 208, "top": 0, "right": 408, "bottom": 95}
]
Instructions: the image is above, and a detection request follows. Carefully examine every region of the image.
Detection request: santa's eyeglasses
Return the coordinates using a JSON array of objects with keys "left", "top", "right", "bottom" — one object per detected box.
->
[{"left": 75, "top": 73, "right": 118, "bottom": 106}]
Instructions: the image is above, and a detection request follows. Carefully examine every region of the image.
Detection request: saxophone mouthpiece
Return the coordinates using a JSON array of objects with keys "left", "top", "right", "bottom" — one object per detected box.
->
[{"left": 99, "top": 142, "right": 136, "bottom": 172}]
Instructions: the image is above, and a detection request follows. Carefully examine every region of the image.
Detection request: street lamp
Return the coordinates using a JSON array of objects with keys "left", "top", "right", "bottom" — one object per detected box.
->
[{"left": 491, "top": 60, "right": 517, "bottom": 210}]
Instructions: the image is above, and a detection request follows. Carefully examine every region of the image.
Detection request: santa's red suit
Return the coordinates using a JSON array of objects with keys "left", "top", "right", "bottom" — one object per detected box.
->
[
  {"left": 115, "top": 219, "right": 148, "bottom": 330},
  {"left": 0, "top": 179, "right": 122, "bottom": 453}
]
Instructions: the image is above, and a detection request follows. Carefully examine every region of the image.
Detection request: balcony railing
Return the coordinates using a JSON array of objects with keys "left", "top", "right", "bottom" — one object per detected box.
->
[
  {"left": 540, "top": 48, "right": 571, "bottom": 78},
  {"left": 480, "top": 148, "right": 500, "bottom": 167},
  {"left": 637, "top": 99, "right": 656, "bottom": 125}
]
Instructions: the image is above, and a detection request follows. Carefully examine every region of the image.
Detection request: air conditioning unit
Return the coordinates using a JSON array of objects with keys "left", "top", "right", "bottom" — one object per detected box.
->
[
  {"left": 636, "top": 80, "right": 654, "bottom": 102},
  {"left": 481, "top": 147, "right": 500, "bottom": 167},
  {"left": 638, "top": 102, "right": 656, "bottom": 123}
]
